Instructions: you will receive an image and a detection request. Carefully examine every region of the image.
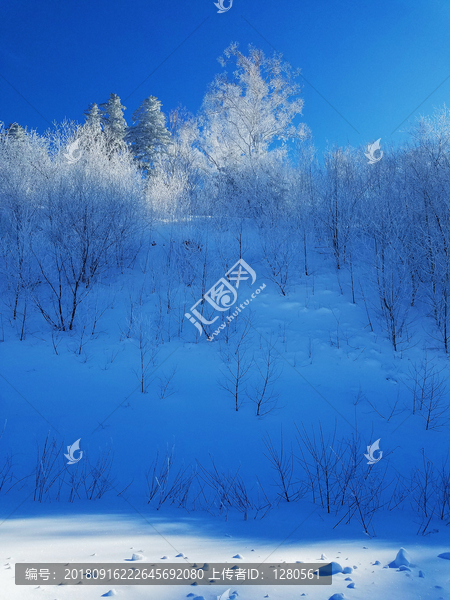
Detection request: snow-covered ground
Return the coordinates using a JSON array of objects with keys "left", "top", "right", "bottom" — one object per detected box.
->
[
  {"left": 1, "top": 238, "right": 449, "bottom": 600},
  {"left": 2, "top": 500, "right": 450, "bottom": 599}
]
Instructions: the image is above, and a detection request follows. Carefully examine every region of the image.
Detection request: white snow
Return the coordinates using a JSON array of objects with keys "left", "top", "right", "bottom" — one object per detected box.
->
[
  {"left": 130, "top": 553, "right": 144, "bottom": 561},
  {"left": 389, "top": 547, "right": 411, "bottom": 568},
  {"left": 1, "top": 230, "right": 449, "bottom": 600}
]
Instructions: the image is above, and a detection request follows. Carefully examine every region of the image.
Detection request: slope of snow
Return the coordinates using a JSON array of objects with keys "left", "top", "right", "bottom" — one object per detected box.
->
[{"left": 1, "top": 241, "right": 449, "bottom": 600}]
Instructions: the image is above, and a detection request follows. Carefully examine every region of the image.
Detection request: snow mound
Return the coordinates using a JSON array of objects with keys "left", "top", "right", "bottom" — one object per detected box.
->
[
  {"left": 176, "top": 553, "right": 185, "bottom": 558},
  {"left": 438, "top": 552, "right": 450, "bottom": 560},
  {"left": 101, "top": 591, "right": 117, "bottom": 597},
  {"left": 328, "top": 594, "right": 346, "bottom": 600},
  {"left": 130, "top": 553, "right": 144, "bottom": 561},
  {"left": 232, "top": 554, "right": 243, "bottom": 559},
  {"left": 343, "top": 566, "right": 352, "bottom": 574},
  {"left": 319, "top": 562, "right": 343, "bottom": 576},
  {"left": 216, "top": 591, "right": 232, "bottom": 600},
  {"left": 389, "top": 547, "right": 411, "bottom": 568},
  {"left": 347, "top": 582, "right": 355, "bottom": 588}
]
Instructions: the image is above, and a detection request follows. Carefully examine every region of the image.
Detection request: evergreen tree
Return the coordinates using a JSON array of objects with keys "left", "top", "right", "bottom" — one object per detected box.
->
[
  {"left": 84, "top": 103, "right": 102, "bottom": 133},
  {"left": 126, "top": 96, "right": 171, "bottom": 171},
  {"left": 99, "top": 93, "right": 127, "bottom": 153},
  {"left": 6, "top": 122, "right": 27, "bottom": 141}
]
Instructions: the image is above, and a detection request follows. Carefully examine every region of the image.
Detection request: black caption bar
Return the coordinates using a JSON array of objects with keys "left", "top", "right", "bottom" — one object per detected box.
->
[{"left": 16, "top": 562, "right": 332, "bottom": 585}]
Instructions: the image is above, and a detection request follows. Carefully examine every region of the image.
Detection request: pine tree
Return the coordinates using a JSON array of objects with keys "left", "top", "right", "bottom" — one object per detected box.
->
[
  {"left": 84, "top": 103, "right": 102, "bottom": 133},
  {"left": 6, "top": 122, "right": 27, "bottom": 141},
  {"left": 126, "top": 96, "right": 171, "bottom": 171},
  {"left": 99, "top": 93, "right": 127, "bottom": 153}
]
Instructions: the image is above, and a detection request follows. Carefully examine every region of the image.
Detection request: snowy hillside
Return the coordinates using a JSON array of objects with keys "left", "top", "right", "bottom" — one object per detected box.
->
[
  {"left": 2, "top": 39, "right": 450, "bottom": 600},
  {"left": 1, "top": 229, "right": 450, "bottom": 599}
]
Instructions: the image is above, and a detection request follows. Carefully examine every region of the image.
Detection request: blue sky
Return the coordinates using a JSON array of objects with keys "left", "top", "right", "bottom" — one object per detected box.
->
[{"left": 1, "top": 0, "right": 450, "bottom": 152}]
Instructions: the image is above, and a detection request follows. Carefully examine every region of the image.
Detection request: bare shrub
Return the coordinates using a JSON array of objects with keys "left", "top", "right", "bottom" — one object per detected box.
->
[
  {"left": 404, "top": 354, "right": 450, "bottom": 429},
  {"left": 146, "top": 447, "right": 194, "bottom": 510},
  {"left": 263, "top": 430, "right": 304, "bottom": 502},
  {"left": 218, "top": 315, "right": 253, "bottom": 411}
]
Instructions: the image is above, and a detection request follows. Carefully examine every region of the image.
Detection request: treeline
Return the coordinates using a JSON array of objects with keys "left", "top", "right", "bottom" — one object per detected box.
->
[{"left": 1, "top": 44, "right": 450, "bottom": 355}]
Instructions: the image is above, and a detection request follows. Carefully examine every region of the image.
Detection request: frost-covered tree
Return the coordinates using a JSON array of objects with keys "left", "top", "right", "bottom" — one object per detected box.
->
[
  {"left": 405, "top": 107, "right": 450, "bottom": 352},
  {"left": 200, "top": 44, "right": 308, "bottom": 161},
  {"left": 5, "top": 122, "right": 27, "bottom": 141},
  {"left": 0, "top": 125, "right": 49, "bottom": 336},
  {"left": 99, "top": 93, "right": 127, "bottom": 154},
  {"left": 84, "top": 103, "right": 102, "bottom": 133},
  {"left": 126, "top": 96, "right": 171, "bottom": 172},
  {"left": 199, "top": 44, "right": 308, "bottom": 215},
  {"left": 23, "top": 123, "right": 145, "bottom": 331},
  {"left": 318, "top": 146, "right": 364, "bottom": 271},
  {"left": 147, "top": 108, "right": 207, "bottom": 216}
]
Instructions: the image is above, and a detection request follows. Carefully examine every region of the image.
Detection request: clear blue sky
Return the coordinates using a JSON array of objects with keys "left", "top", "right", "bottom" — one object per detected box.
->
[{"left": 1, "top": 0, "right": 450, "bottom": 152}]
